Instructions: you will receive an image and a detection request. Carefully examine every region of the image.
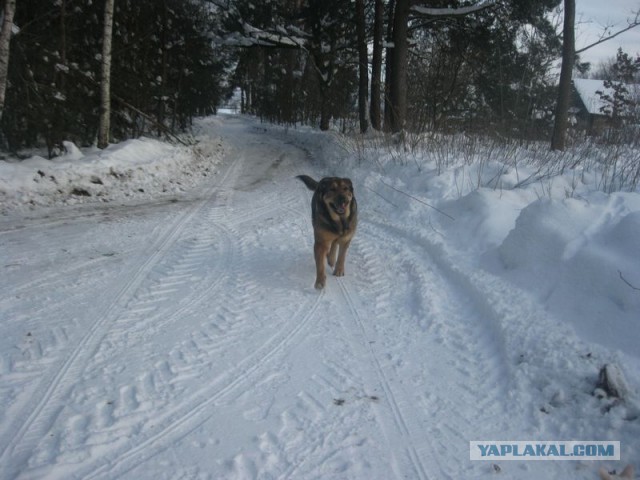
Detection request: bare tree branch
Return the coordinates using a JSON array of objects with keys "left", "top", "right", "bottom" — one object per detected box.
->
[{"left": 576, "top": 11, "right": 640, "bottom": 55}]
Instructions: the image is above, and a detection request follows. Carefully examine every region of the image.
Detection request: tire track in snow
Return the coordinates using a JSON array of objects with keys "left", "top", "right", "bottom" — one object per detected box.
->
[
  {"left": 0, "top": 155, "right": 243, "bottom": 479},
  {"left": 0, "top": 214, "right": 151, "bottom": 323},
  {"left": 80, "top": 202, "right": 317, "bottom": 478},
  {"left": 84, "top": 163, "right": 317, "bottom": 479},
  {"left": 337, "top": 278, "right": 432, "bottom": 480},
  {"left": 85, "top": 222, "right": 235, "bottom": 369},
  {"left": 0, "top": 203, "right": 231, "bottom": 455},
  {"left": 3, "top": 251, "right": 116, "bottom": 301},
  {"left": 81, "top": 291, "right": 325, "bottom": 480},
  {"left": 333, "top": 219, "right": 512, "bottom": 480},
  {"left": 19, "top": 147, "right": 323, "bottom": 479}
]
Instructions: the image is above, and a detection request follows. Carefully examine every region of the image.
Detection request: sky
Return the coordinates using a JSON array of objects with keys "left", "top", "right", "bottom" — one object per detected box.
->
[{"left": 575, "top": 0, "right": 640, "bottom": 68}]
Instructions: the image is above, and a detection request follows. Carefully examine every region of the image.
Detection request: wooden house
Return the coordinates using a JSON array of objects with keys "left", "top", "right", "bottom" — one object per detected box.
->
[{"left": 572, "top": 78, "right": 639, "bottom": 135}]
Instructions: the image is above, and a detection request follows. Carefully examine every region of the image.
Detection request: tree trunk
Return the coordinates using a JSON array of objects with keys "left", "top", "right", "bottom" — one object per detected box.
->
[
  {"left": 551, "top": 0, "right": 575, "bottom": 151},
  {"left": 370, "top": 0, "right": 383, "bottom": 130},
  {"left": 0, "top": 0, "right": 16, "bottom": 124},
  {"left": 388, "top": 0, "right": 409, "bottom": 133},
  {"left": 383, "top": 0, "right": 395, "bottom": 131},
  {"left": 157, "top": 0, "right": 168, "bottom": 135},
  {"left": 356, "top": 0, "right": 369, "bottom": 134},
  {"left": 98, "top": 0, "right": 115, "bottom": 149},
  {"left": 319, "top": 83, "right": 331, "bottom": 131},
  {"left": 52, "top": 0, "right": 67, "bottom": 151}
]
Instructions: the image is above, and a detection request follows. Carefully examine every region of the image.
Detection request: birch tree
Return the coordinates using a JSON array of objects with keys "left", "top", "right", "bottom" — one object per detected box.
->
[
  {"left": 0, "top": 0, "right": 16, "bottom": 124},
  {"left": 97, "top": 0, "right": 114, "bottom": 149},
  {"left": 355, "top": 0, "right": 368, "bottom": 133},
  {"left": 370, "top": 0, "right": 384, "bottom": 130}
]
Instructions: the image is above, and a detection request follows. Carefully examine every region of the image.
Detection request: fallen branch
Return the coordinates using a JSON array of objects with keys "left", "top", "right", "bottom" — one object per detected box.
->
[
  {"left": 66, "top": 64, "right": 191, "bottom": 147},
  {"left": 112, "top": 95, "right": 191, "bottom": 147}
]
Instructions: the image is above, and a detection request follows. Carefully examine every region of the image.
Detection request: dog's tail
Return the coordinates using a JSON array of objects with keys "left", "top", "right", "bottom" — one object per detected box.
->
[{"left": 297, "top": 175, "right": 318, "bottom": 191}]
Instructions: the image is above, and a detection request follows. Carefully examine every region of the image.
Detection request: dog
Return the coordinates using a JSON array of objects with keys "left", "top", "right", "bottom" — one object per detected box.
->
[
  {"left": 297, "top": 175, "right": 358, "bottom": 290},
  {"left": 599, "top": 465, "right": 634, "bottom": 480}
]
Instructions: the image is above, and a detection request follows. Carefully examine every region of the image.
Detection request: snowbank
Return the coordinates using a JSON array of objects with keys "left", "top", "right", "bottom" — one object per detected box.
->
[
  {"left": 496, "top": 194, "right": 640, "bottom": 358},
  {"left": 0, "top": 119, "right": 225, "bottom": 213}
]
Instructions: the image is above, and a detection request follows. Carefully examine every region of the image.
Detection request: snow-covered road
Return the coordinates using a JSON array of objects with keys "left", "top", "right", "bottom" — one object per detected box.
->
[{"left": 1, "top": 116, "right": 638, "bottom": 479}]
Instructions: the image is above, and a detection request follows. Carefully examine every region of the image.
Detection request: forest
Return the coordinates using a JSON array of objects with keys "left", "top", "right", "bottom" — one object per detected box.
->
[{"left": 0, "top": 0, "right": 638, "bottom": 158}]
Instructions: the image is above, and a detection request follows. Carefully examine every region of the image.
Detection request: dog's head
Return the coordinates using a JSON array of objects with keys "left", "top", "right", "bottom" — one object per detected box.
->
[{"left": 317, "top": 177, "right": 354, "bottom": 217}]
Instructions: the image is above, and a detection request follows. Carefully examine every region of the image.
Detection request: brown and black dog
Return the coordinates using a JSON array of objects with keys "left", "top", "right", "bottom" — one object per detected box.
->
[{"left": 297, "top": 175, "right": 358, "bottom": 290}]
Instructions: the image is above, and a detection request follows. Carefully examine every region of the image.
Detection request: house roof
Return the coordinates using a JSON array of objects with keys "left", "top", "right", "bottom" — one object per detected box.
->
[{"left": 573, "top": 78, "right": 638, "bottom": 116}]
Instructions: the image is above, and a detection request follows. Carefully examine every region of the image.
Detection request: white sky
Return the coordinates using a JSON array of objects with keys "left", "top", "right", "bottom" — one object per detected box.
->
[{"left": 575, "top": 0, "right": 640, "bottom": 67}]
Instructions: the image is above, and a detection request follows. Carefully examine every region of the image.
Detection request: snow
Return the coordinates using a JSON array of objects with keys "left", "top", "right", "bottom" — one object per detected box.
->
[
  {"left": 0, "top": 118, "right": 225, "bottom": 213},
  {"left": 1, "top": 115, "right": 639, "bottom": 479},
  {"left": 411, "top": 1, "right": 496, "bottom": 17}
]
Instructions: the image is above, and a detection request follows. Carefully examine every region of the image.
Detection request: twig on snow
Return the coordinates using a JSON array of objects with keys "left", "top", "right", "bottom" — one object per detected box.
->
[
  {"left": 365, "top": 185, "right": 399, "bottom": 208},
  {"left": 619, "top": 270, "right": 640, "bottom": 292},
  {"left": 379, "top": 179, "right": 455, "bottom": 221}
]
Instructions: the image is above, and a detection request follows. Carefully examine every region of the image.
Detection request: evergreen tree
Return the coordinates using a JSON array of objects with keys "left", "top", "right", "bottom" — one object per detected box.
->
[
  {"left": 596, "top": 49, "right": 640, "bottom": 122},
  {"left": 2, "top": 0, "right": 231, "bottom": 155}
]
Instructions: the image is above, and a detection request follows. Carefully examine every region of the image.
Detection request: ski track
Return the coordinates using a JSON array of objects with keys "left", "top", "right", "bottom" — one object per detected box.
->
[{"left": 1, "top": 117, "right": 525, "bottom": 479}]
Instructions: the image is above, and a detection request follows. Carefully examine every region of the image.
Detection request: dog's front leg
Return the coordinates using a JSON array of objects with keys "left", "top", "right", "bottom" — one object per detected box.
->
[
  {"left": 314, "top": 241, "right": 329, "bottom": 289},
  {"left": 333, "top": 239, "right": 351, "bottom": 277},
  {"left": 327, "top": 240, "right": 338, "bottom": 268}
]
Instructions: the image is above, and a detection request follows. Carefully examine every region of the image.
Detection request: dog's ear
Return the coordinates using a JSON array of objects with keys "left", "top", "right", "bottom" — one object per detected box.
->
[
  {"left": 599, "top": 468, "right": 613, "bottom": 480},
  {"left": 620, "top": 465, "right": 635, "bottom": 479},
  {"left": 343, "top": 178, "right": 354, "bottom": 192},
  {"left": 599, "top": 466, "right": 635, "bottom": 480}
]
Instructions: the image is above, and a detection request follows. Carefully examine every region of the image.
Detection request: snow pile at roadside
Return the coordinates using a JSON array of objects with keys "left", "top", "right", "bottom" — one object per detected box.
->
[
  {"left": 496, "top": 194, "right": 640, "bottom": 357},
  {"left": 0, "top": 118, "right": 225, "bottom": 214},
  {"left": 430, "top": 167, "right": 640, "bottom": 368}
]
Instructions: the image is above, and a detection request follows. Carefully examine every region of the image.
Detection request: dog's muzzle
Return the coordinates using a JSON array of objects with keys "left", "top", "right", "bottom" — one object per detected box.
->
[{"left": 331, "top": 197, "right": 349, "bottom": 215}]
